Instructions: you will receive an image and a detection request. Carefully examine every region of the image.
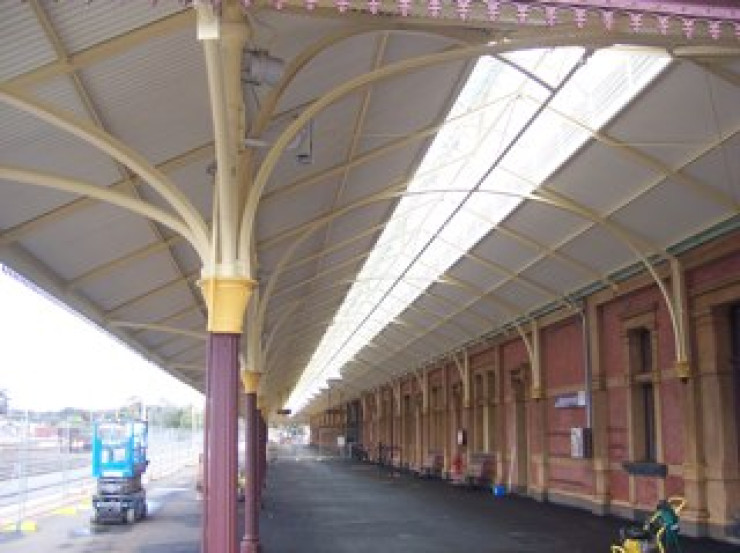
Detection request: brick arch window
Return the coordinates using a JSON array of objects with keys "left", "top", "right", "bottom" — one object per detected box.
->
[
  {"left": 623, "top": 308, "right": 661, "bottom": 465},
  {"left": 629, "top": 327, "right": 658, "bottom": 462}
]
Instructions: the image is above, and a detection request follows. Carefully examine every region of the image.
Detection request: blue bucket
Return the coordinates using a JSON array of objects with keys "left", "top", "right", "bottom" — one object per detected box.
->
[{"left": 493, "top": 484, "right": 507, "bottom": 497}]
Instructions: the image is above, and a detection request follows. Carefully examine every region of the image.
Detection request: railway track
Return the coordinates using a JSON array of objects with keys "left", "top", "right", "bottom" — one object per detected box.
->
[{"left": 0, "top": 447, "right": 89, "bottom": 480}]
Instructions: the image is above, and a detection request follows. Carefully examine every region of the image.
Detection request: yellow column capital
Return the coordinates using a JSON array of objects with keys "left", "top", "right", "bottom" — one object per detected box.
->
[
  {"left": 241, "top": 370, "right": 261, "bottom": 394},
  {"left": 199, "top": 277, "right": 256, "bottom": 333},
  {"left": 675, "top": 360, "right": 691, "bottom": 380}
]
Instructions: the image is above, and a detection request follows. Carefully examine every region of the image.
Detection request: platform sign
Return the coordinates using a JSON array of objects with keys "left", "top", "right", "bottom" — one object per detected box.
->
[
  {"left": 570, "top": 427, "right": 592, "bottom": 459},
  {"left": 555, "top": 391, "right": 586, "bottom": 409}
]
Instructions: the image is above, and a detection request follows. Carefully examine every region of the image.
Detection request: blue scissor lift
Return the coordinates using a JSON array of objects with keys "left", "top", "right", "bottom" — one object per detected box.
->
[{"left": 91, "top": 420, "right": 149, "bottom": 524}]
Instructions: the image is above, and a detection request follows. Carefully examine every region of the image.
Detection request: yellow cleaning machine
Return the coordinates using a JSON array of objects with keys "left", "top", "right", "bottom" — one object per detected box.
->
[{"left": 611, "top": 497, "right": 686, "bottom": 553}]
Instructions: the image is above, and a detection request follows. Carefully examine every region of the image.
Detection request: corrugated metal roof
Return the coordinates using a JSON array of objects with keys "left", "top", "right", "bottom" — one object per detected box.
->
[
  {"left": 0, "top": 2, "right": 56, "bottom": 81},
  {"left": 42, "top": 1, "right": 185, "bottom": 55},
  {"left": 31, "top": 75, "right": 96, "bottom": 120},
  {"left": 80, "top": 27, "right": 211, "bottom": 164},
  {"left": 19, "top": 202, "right": 161, "bottom": 281}
]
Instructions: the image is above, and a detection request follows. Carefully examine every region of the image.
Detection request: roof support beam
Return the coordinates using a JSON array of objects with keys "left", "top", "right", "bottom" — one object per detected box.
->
[
  {"left": 0, "top": 167, "right": 195, "bottom": 241},
  {"left": 108, "top": 321, "right": 207, "bottom": 341},
  {"left": 27, "top": 0, "right": 201, "bottom": 319},
  {"left": 4, "top": 10, "right": 196, "bottom": 91},
  {"left": 66, "top": 237, "right": 183, "bottom": 291},
  {"left": 249, "top": 23, "right": 487, "bottom": 139},
  {"left": 0, "top": 142, "right": 213, "bottom": 248},
  {"left": 0, "top": 89, "right": 209, "bottom": 259},
  {"left": 105, "top": 271, "right": 199, "bottom": 318},
  {"left": 240, "top": 29, "right": 618, "bottom": 262},
  {"left": 545, "top": 99, "right": 740, "bottom": 211},
  {"left": 198, "top": 1, "right": 250, "bottom": 276}
]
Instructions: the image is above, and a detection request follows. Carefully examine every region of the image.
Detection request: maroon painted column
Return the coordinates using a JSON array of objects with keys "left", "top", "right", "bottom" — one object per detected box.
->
[
  {"left": 204, "top": 333, "right": 240, "bottom": 553},
  {"left": 259, "top": 411, "right": 267, "bottom": 491},
  {"left": 241, "top": 390, "right": 260, "bottom": 553},
  {"left": 201, "top": 384, "right": 209, "bottom": 553}
]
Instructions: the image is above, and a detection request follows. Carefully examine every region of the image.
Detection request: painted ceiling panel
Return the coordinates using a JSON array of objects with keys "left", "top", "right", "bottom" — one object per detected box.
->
[
  {"left": 153, "top": 158, "right": 216, "bottom": 224},
  {"left": 318, "top": 201, "right": 396, "bottom": 251},
  {"left": 170, "top": 235, "right": 206, "bottom": 277},
  {"left": 382, "top": 31, "right": 458, "bottom": 65},
  {"left": 262, "top": 230, "right": 327, "bottom": 278},
  {"left": 276, "top": 33, "right": 377, "bottom": 113},
  {"left": 31, "top": 76, "right": 100, "bottom": 120},
  {"left": 430, "top": 276, "right": 481, "bottom": 307},
  {"left": 106, "top": 281, "right": 196, "bottom": 326},
  {"left": 313, "top": 233, "right": 379, "bottom": 277},
  {"left": 504, "top": 201, "right": 588, "bottom": 253},
  {"left": 557, "top": 224, "right": 642, "bottom": 277},
  {"left": 611, "top": 179, "right": 734, "bottom": 247},
  {"left": 471, "top": 231, "right": 543, "bottom": 274},
  {"left": 43, "top": 2, "right": 185, "bottom": 54},
  {"left": 80, "top": 28, "right": 212, "bottom": 165},
  {"left": 547, "top": 140, "right": 660, "bottom": 215},
  {"left": 79, "top": 250, "right": 184, "bottom": 312},
  {"left": 0, "top": 3, "right": 55, "bottom": 81},
  {"left": 682, "top": 134, "right": 740, "bottom": 206},
  {"left": 608, "top": 61, "right": 737, "bottom": 150},
  {"left": 359, "top": 60, "right": 469, "bottom": 157},
  {"left": 257, "top": 175, "right": 341, "bottom": 241},
  {"left": 271, "top": 263, "right": 324, "bottom": 300},
  {"left": 445, "top": 253, "right": 508, "bottom": 293},
  {"left": 489, "top": 281, "right": 542, "bottom": 317},
  {"left": 518, "top": 257, "right": 590, "bottom": 300},
  {"left": 339, "top": 142, "right": 423, "bottom": 207},
  {"left": 157, "top": 334, "right": 200, "bottom": 360},
  {"left": 448, "top": 309, "right": 493, "bottom": 338},
  {"left": 18, "top": 201, "right": 159, "bottom": 281},
  {"left": 263, "top": 95, "right": 362, "bottom": 197}
]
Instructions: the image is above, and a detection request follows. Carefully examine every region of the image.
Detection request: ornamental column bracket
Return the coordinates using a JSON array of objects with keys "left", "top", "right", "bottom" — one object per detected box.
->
[
  {"left": 416, "top": 370, "right": 429, "bottom": 414},
  {"left": 670, "top": 258, "right": 691, "bottom": 379},
  {"left": 531, "top": 319, "right": 543, "bottom": 400},
  {"left": 393, "top": 380, "right": 402, "bottom": 416},
  {"left": 451, "top": 349, "right": 470, "bottom": 409}
]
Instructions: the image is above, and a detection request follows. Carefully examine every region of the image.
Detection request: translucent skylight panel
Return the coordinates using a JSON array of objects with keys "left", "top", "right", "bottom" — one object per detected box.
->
[
  {"left": 499, "top": 108, "right": 592, "bottom": 183},
  {"left": 550, "top": 49, "right": 670, "bottom": 131},
  {"left": 288, "top": 47, "right": 670, "bottom": 413},
  {"left": 502, "top": 48, "right": 586, "bottom": 88}
]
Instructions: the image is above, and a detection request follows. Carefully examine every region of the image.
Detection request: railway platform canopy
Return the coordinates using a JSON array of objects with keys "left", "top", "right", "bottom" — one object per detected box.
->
[{"left": 1, "top": 1, "right": 739, "bottom": 552}]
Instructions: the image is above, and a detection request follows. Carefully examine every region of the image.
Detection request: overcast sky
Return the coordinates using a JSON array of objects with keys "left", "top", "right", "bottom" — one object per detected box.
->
[{"left": 0, "top": 268, "right": 203, "bottom": 411}]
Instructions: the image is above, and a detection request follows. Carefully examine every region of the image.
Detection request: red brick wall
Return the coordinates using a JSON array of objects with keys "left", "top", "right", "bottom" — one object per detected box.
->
[
  {"left": 607, "top": 387, "right": 629, "bottom": 462},
  {"left": 543, "top": 317, "right": 584, "bottom": 389},
  {"left": 541, "top": 317, "right": 593, "bottom": 494},
  {"left": 471, "top": 349, "right": 496, "bottom": 371},
  {"left": 549, "top": 462, "right": 595, "bottom": 495},
  {"left": 687, "top": 248, "right": 740, "bottom": 292},
  {"left": 547, "top": 402, "right": 587, "bottom": 457},
  {"left": 660, "top": 379, "right": 684, "bottom": 465}
]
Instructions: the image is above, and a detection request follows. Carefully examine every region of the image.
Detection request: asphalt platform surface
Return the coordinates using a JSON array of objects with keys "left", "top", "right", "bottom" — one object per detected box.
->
[
  {"left": 260, "top": 446, "right": 738, "bottom": 553},
  {"left": 7, "top": 446, "right": 736, "bottom": 552}
]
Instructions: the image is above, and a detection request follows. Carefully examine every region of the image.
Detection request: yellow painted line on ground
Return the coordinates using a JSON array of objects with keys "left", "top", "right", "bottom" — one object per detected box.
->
[
  {"left": 52, "top": 506, "right": 78, "bottom": 516},
  {"left": 1, "top": 520, "right": 38, "bottom": 533},
  {"left": 19, "top": 520, "right": 38, "bottom": 533}
]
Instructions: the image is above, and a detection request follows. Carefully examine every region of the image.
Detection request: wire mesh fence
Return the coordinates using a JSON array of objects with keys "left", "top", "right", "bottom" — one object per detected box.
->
[{"left": 0, "top": 412, "right": 202, "bottom": 527}]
